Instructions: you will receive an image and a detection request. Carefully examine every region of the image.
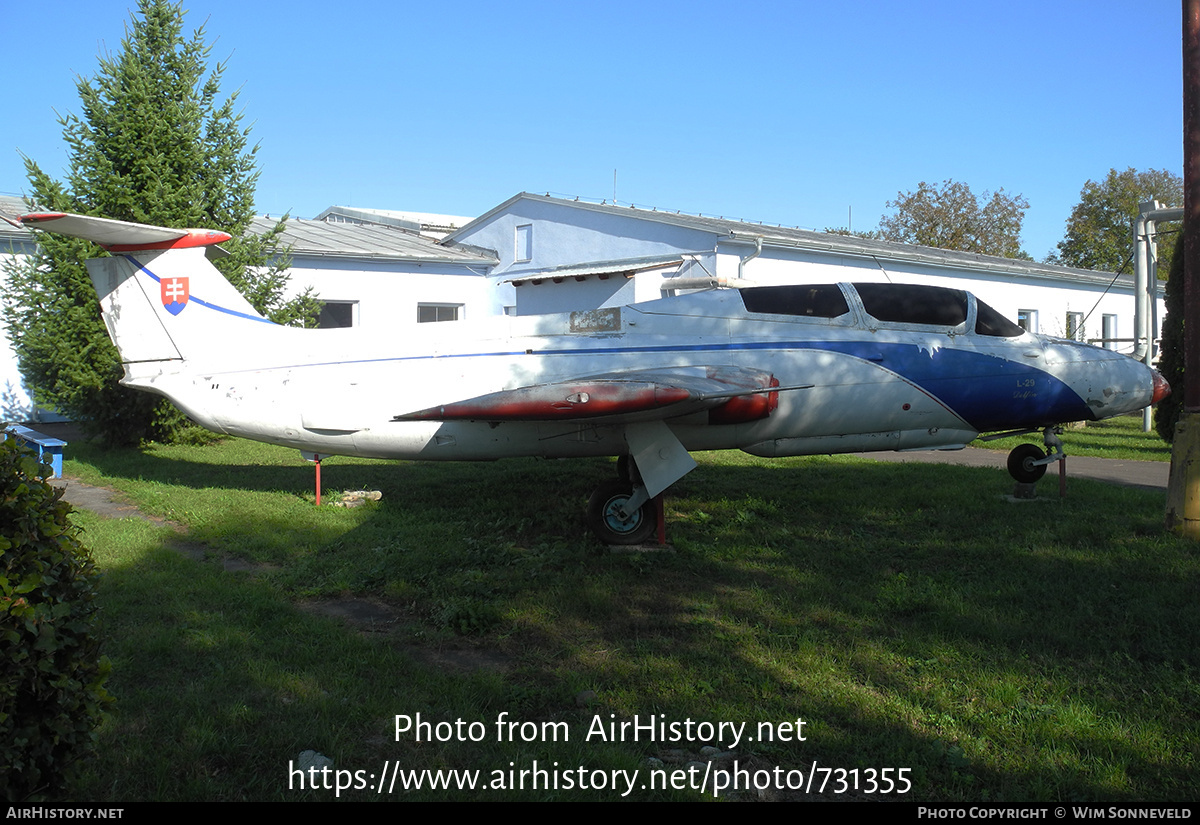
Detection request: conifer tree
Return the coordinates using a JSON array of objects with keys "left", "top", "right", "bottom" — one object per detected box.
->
[{"left": 2, "top": 0, "right": 317, "bottom": 444}]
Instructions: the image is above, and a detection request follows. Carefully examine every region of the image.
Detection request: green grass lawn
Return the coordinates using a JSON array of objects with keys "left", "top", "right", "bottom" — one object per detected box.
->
[{"left": 58, "top": 437, "right": 1198, "bottom": 801}]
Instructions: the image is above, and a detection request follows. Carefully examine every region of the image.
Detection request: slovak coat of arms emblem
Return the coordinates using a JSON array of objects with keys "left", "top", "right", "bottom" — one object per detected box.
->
[{"left": 161, "top": 276, "right": 190, "bottom": 315}]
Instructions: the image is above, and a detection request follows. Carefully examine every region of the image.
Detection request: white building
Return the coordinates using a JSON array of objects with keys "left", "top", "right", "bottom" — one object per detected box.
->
[
  {"left": 0, "top": 195, "right": 39, "bottom": 417},
  {"left": 442, "top": 193, "right": 1162, "bottom": 350},
  {"left": 254, "top": 213, "right": 496, "bottom": 329}
]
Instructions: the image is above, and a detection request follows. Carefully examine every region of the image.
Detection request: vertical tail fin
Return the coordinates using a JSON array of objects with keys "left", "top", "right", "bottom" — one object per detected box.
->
[
  {"left": 20, "top": 212, "right": 278, "bottom": 373},
  {"left": 87, "top": 248, "right": 276, "bottom": 366},
  {"left": 86, "top": 253, "right": 184, "bottom": 364}
]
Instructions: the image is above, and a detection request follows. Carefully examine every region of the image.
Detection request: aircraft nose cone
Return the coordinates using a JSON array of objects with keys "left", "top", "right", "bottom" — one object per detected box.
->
[{"left": 1152, "top": 369, "right": 1171, "bottom": 405}]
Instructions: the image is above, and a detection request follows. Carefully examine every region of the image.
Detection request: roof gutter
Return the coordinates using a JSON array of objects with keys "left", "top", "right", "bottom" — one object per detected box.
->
[
  {"left": 723, "top": 230, "right": 1139, "bottom": 289},
  {"left": 738, "top": 234, "right": 763, "bottom": 281},
  {"left": 286, "top": 249, "right": 497, "bottom": 266}
]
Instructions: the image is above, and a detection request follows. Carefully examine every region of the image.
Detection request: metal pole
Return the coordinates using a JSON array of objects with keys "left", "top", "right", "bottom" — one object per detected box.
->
[
  {"left": 1134, "top": 208, "right": 1149, "bottom": 361},
  {"left": 1137, "top": 202, "right": 1157, "bottom": 430}
]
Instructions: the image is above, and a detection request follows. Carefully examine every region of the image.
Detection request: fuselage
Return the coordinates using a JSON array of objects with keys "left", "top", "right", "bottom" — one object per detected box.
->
[{"left": 130, "top": 282, "right": 1161, "bottom": 463}]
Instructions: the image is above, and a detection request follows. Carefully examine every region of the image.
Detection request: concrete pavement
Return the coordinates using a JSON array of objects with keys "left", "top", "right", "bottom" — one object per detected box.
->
[{"left": 862, "top": 447, "right": 1169, "bottom": 492}]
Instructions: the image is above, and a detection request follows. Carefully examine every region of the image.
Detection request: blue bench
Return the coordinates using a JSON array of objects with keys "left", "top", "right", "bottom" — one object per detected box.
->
[{"left": 7, "top": 424, "right": 67, "bottom": 479}]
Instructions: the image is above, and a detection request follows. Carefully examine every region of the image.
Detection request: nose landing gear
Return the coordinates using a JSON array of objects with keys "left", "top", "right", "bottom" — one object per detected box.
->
[{"left": 1003, "top": 426, "right": 1065, "bottom": 483}]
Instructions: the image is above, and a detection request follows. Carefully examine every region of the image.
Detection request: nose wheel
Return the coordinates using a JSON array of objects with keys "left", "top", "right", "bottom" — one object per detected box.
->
[
  {"left": 1004, "top": 426, "right": 1065, "bottom": 483},
  {"left": 1007, "top": 443, "right": 1048, "bottom": 483}
]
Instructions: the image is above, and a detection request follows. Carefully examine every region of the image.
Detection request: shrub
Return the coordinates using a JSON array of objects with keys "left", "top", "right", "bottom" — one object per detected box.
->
[{"left": 0, "top": 435, "right": 111, "bottom": 801}]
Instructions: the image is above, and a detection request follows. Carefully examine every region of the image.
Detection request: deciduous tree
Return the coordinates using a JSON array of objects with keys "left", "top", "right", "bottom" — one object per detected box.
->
[
  {"left": 877, "top": 179, "right": 1030, "bottom": 259},
  {"left": 1053, "top": 167, "right": 1182, "bottom": 274},
  {"left": 2, "top": 0, "right": 317, "bottom": 444}
]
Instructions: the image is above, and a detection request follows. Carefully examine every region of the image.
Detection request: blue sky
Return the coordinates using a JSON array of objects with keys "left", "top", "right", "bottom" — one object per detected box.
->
[{"left": 2, "top": 0, "right": 1183, "bottom": 260}]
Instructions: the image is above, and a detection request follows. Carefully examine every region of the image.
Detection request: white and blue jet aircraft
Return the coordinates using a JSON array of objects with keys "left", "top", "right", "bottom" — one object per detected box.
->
[{"left": 15, "top": 211, "right": 1170, "bottom": 543}]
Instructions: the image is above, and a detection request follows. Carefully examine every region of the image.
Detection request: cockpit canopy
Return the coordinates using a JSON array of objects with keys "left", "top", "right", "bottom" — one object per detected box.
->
[{"left": 738, "top": 283, "right": 1025, "bottom": 338}]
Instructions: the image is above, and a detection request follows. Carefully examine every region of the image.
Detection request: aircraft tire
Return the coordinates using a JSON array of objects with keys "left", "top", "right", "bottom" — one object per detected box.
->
[
  {"left": 587, "top": 479, "right": 657, "bottom": 545},
  {"left": 1007, "top": 443, "right": 1048, "bottom": 483},
  {"left": 615, "top": 454, "right": 642, "bottom": 484},
  {"left": 616, "top": 454, "right": 632, "bottom": 483}
]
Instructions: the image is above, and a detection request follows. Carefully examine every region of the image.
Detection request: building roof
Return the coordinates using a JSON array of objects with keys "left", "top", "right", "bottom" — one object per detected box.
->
[
  {"left": 0, "top": 194, "right": 27, "bottom": 215},
  {"left": 503, "top": 254, "right": 682, "bottom": 286},
  {"left": 0, "top": 195, "right": 35, "bottom": 249},
  {"left": 447, "top": 193, "right": 1144, "bottom": 291},
  {"left": 314, "top": 206, "right": 474, "bottom": 239},
  {"left": 259, "top": 216, "right": 497, "bottom": 266}
]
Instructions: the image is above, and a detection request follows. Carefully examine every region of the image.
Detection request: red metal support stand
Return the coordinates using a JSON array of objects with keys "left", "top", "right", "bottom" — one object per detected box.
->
[
  {"left": 1059, "top": 456, "right": 1067, "bottom": 499},
  {"left": 315, "top": 455, "right": 322, "bottom": 506}
]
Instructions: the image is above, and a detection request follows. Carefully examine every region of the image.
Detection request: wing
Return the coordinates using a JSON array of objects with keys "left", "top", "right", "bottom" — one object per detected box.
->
[{"left": 394, "top": 366, "right": 809, "bottom": 425}]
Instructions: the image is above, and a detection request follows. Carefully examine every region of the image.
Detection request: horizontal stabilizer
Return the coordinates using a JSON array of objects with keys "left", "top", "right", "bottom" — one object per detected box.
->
[{"left": 19, "top": 212, "right": 231, "bottom": 252}]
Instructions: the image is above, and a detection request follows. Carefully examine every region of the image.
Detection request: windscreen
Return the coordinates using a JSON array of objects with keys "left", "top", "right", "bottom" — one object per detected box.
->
[{"left": 974, "top": 300, "right": 1026, "bottom": 337}]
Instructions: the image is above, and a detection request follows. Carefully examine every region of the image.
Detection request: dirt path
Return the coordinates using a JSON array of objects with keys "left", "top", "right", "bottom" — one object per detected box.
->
[{"left": 52, "top": 477, "right": 171, "bottom": 523}]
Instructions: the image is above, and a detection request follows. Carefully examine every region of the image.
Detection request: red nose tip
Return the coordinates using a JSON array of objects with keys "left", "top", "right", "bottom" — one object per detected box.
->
[{"left": 1152, "top": 370, "right": 1171, "bottom": 405}]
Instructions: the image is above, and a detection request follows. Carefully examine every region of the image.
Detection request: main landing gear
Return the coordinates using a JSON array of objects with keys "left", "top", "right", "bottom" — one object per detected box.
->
[
  {"left": 584, "top": 422, "right": 697, "bottom": 545},
  {"left": 585, "top": 454, "right": 660, "bottom": 545},
  {"left": 997, "top": 426, "right": 1066, "bottom": 483},
  {"left": 586, "top": 478, "right": 658, "bottom": 545}
]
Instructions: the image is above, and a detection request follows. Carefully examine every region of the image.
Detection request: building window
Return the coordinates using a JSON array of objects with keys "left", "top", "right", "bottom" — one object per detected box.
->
[
  {"left": 317, "top": 300, "right": 357, "bottom": 328},
  {"left": 1102, "top": 314, "right": 1118, "bottom": 350},
  {"left": 515, "top": 224, "right": 533, "bottom": 263},
  {"left": 1017, "top": 309, "right": 1038, "bottom": 333},
  {"left": 1066, "top": 311, "right": 1084, "bottom": 341},
  {"left": 418, "top": 304, "right": 462, "bottom": 323}
]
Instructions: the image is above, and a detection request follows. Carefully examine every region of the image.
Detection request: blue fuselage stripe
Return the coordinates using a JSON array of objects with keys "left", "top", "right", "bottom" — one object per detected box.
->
[{"left": 254, "top": 339, "right": 1088, "bottom": 432}]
